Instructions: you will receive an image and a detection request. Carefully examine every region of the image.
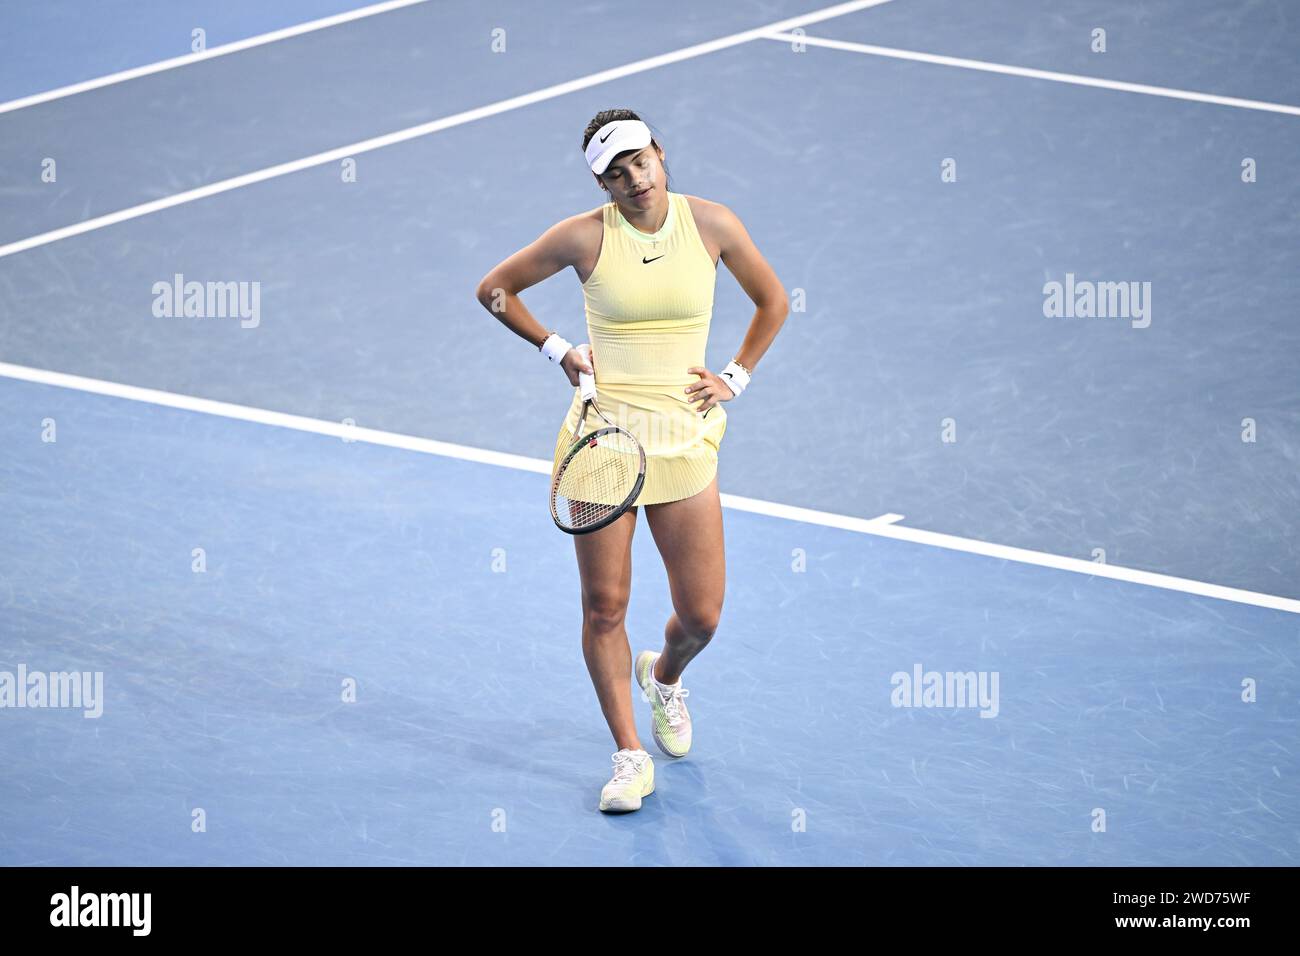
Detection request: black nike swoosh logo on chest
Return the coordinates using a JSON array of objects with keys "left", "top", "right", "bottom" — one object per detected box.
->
[{"left": 642, "top": 254, "right": 665, "bottom": 264}]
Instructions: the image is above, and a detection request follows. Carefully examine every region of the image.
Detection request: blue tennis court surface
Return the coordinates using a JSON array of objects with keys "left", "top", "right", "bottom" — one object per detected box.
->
[{"left": 1, "top": 0, "right": 1297, "bottom": 865}]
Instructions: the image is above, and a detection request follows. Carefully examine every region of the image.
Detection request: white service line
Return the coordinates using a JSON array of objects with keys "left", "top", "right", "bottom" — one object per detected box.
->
[
  {"left": 0, "top": 360, "right": 549, "bottom": 475},
  {"left": 0, "top": 0, "right": 892, "bottom": 262},
  {"left": 0, "top": 0, "right": 433, "bottom": 116},
  {"left": 762, "top": 32, "right": 1300, "bottom": 116},
  {"left": 3, "top": 360, "right": 1297, "bottom": 617},
  {"left": 722, "top": 492, "right": 1300, "bottom": 615}
]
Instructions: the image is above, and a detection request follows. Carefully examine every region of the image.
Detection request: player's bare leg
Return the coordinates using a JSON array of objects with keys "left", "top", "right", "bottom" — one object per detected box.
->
[
  {"left": 632, "top": 476, "right": 724, "bottom": 758},
  {"left": 573, "top": 505, "right": 644, "bottom": 752},
  {"left": 644, "top": 475, "right": 725, "bottom": 683}
]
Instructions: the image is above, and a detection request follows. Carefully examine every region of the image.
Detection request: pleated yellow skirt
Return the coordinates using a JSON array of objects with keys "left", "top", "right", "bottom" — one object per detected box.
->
[{"left": 551, "top": 381, "right": 727, "bottom": 506}]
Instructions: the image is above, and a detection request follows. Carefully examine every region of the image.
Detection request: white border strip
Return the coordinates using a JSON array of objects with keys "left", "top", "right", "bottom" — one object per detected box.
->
[
  {"left": 3, "top": 360, "right": 1297, "bottom": 617},
  {"left": 0, "top": 0, "right": 433, "bottom": 116},
  {"left": 0, "top": 361, "right": 549, "bottom": 475},
  {"left": 0, "top": 0, "right": 893, "bottom": 261},
  {"left": 762, "top": 32, "right": 1300, "bottom": 116},
  {"left": 721, "top": 492, "right": 1300, "bottom": 615}
]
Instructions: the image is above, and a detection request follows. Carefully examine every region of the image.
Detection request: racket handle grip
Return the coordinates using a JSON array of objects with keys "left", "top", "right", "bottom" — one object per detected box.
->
[{"left": 577, "top": 343, "right": 596, "bottom": 401}]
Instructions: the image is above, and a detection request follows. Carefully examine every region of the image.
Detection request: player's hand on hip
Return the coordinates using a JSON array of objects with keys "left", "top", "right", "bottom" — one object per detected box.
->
[
  {"left": 561, "top": 346, "right": 594, "bottom": 387},
  {"left": 685, "top": 366, "right": 732, "bottom": 414}
]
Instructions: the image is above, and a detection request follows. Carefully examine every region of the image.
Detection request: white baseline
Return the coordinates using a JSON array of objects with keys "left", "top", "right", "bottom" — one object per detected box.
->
[
  {"left": 0, "top": 0, "right": 434, "bottom": 116},
  {"left": 762, "top": 32, "right": 1300, "bottom": 116},
  {"left": 2, "top": 360, "right": 1296, "bottom": 617},
  {"left": 0, "top": 0, "right": 893, "bottom": 261}
]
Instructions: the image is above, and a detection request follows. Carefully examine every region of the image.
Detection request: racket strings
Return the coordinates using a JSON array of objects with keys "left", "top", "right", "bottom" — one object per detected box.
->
[{"left": 553, "top": 429, "right": 642, "bottom": 529}]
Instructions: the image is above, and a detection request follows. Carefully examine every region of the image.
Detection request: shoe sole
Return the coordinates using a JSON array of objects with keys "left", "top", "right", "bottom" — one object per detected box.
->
[
  {"left": 599, "top": 782, "right": 655, "bottom": 813},
  {"left": 652, "top": 736, "right": 688, "bottom": 759}
]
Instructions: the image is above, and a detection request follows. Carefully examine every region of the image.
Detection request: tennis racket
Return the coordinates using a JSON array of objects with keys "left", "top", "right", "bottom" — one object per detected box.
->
[{"left": 550, "top": 344, "right": 646, "bottom": 534}]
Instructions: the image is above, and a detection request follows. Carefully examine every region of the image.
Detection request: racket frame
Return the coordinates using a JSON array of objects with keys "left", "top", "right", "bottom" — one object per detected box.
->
[{"left": 549, "top": 346, "right": 646, "bottom": 535}]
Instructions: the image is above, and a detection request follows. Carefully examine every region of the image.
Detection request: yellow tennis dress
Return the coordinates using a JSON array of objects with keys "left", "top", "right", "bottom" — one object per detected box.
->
[{"left": 551, "top": 190, "right": 727, "bottom": 506}]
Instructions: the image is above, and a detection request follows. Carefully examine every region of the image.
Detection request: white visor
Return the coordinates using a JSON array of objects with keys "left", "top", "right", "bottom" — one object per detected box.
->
[{"left": 584, "top": 119, "right": 653, "bottom": 175}]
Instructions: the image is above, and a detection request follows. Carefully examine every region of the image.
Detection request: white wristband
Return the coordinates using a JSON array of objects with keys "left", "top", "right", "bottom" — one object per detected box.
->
[
  {"left": 540, "top": 332, "right": 574, "bottom": 364},
  {"left": 719, "top": 360, "right": 751, "bottom": 398}
]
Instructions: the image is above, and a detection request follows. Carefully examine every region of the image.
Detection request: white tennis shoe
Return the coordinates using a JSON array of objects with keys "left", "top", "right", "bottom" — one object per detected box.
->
[
  {"left": 635, "top": 650, "right": 692, "bottom": 757},
  {"left": 598, "top": 748, "right": 655, "bottom": 812}
]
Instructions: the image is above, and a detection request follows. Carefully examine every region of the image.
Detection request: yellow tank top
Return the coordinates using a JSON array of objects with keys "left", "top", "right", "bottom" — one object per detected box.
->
[{"left": 581, "top": 191, "right": 717, "bottom": 388}]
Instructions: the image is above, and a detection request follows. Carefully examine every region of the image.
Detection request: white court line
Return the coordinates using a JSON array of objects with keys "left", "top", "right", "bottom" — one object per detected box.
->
[
  {"left": 3, "top": 360, "right": 1297, "bottom": 617},
  {"left": 0, "top": 361, "right": 551, "bottom": 474},
  {"left": 0, "top": 0, "right": 893, "bottom": 261},
  {"left": 722, "top": 492, "right": 1300, "bottom": 615},
  {"left": 762, "top": 32, "right": 1300, "bottom": 116},
  {"left": 0, "top": 0, "right": 433, "bottom": 116}
]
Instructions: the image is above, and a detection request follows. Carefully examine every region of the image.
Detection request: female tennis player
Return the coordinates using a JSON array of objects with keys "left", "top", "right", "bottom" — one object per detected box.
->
[{"left": 475, "top": 109, "right": 788, "bottom": 812}]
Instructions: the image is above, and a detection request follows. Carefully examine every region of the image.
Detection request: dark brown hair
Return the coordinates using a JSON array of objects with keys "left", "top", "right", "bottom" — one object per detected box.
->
[{"left": 582, "top": 108, "right": 672, "bottom": 193}]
